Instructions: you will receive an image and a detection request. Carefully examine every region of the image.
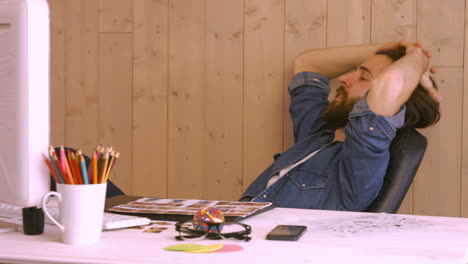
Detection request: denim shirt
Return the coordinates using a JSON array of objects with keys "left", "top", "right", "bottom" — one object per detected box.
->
[{"left": 241, "top": 72, "right": 406, "bottom": 211}]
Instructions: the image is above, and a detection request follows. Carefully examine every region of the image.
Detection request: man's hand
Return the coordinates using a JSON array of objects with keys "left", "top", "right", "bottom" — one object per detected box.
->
[
  {"left": 380, "top": 42, "right": 442, "bottom": 103},
  {"left": 411, "top": 43, "right": 442, "bottom": 103},
  {"left": 368, "top": 42, "right": 440, "bottom": 116}
]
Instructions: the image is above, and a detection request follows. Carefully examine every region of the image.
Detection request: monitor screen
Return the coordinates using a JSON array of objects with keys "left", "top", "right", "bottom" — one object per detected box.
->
[{"left": 0, "top": 0, "right": 50, "bottom": 207}]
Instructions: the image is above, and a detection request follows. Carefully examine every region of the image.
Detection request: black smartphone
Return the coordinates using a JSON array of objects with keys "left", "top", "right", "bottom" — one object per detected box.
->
[{"left": 266, "top": 225, "right": 307, "bottom": 241}]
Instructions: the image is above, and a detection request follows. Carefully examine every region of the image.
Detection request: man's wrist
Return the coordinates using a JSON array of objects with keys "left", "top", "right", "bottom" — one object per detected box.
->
[{"left": 406, "top": 47, "right": 428, "bottom": 75}]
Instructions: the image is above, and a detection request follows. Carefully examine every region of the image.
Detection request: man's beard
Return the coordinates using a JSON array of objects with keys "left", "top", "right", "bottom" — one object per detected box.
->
[{"left": 323, "top": 86, "right": 359, "bottom": 129}]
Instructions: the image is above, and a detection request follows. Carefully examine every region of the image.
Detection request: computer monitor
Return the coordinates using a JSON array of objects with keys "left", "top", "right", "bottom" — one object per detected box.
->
[{"left": 0, "top": 0, "right": 50, "bottom": 207}]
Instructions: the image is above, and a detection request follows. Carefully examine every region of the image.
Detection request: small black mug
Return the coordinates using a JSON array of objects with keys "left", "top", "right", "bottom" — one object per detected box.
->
[{"left": 22, "top": 206, "right": 44, "bottom": 235}]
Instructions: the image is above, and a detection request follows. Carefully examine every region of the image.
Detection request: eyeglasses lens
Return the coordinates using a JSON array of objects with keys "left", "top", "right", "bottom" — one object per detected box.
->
[{"left": 176, "top": 221, "right": 251, "bottom": 241}]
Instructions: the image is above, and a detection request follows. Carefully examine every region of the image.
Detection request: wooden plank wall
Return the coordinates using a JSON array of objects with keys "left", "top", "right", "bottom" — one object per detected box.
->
[{"left": 48, "top": 0, "right": 466, "bottom": 217}]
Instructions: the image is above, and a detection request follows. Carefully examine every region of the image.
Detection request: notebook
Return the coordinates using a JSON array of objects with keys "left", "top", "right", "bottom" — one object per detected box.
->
[{"left": 106, "top": 195, "right": 275, "bottom": 222}]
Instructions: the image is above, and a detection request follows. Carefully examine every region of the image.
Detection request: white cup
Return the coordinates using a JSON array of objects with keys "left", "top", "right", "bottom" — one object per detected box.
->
[{"left": 42, "top": 183, "right": 107, "bottom": 245}]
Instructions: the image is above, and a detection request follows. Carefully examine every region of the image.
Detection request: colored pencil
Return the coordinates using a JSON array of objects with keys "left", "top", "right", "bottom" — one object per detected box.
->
[
  {"left": 49, "top": 151, "right": 65, "bottom": 184},
  {"left": 66, "top": 151, "right": 75, "bottom": 181},
  {"left": 50, "top": 157, "right": 65, "bottom": 184},
  {"left": 55, "top": 146, "right": 71, "bottom": 184},
  {"left": 99, "top": 152, "right": 109, "bottom": 183},
  {"left": 87, "top": 152, "right": 93, "bottom": 183},
  {"left": 63, "top": 151, "right": 75, "bottom": 185},
  {"left": 42, "top": 154, "right": 60, "bottom": 184},
  {"left": 74, "top": 150, "right": 84, "bottom": 184},
  {"left": 68, "top": 151, "right": 81, "bottom": 184},
  {"left": 59, "top": 146, "right": 66, "bottom": 174},
  {"left": 45, "top": 144, "right": 119, "bottom": 185},
  {"left": 51, "top": 149, "right": 66, "bottom": 183},
  {"left": 96, "top": 147, "right": 104, "bottom": 172},
  {"left": 92, "top": 152, "right": 98, "bottom": 184},
  {"left": 80, "top": 155, "right": 89, "bottom": 184},
  {"left": 103, "top": 151, "right": 115, "bottom": 183},
  {"left": 110, "top": 152, "right": 120, "bottom": 172}
]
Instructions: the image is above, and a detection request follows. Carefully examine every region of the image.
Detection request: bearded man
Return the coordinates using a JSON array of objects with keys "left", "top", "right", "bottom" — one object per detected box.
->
[{"left": 240, "top": 42, "right": 441, "bottom": 211}]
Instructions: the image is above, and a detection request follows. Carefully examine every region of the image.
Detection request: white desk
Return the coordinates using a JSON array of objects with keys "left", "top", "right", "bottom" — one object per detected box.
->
[{"left": 1, "top": 208, "right": 468, "bottom": 264}]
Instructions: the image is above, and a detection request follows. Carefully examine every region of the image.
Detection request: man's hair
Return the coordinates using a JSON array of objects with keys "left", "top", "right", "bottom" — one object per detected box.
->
[{"left": 376, "top": 48, "right": 441, "bottom": 129}]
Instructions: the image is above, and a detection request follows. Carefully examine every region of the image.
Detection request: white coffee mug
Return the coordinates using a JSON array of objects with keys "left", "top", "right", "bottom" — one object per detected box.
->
[{"left": 42, "top": 183, "right": 107, "bottom": 245}]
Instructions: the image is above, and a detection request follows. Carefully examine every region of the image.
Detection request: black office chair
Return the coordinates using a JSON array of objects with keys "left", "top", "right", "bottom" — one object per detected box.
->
[
  {"left": 364, "top": 128, "right": 427, "bottom": 213},
  {"left": 50, "top": 147, "right": 125, "bottom": 198}
]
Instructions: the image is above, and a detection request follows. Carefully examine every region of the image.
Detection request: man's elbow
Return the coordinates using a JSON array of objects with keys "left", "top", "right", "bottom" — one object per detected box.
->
[
  {"left": 294, "top": 55, "right": 318, "bottom": 74},
  {"left": 293, "top": 55, "right": 306, "bottom": 74}
]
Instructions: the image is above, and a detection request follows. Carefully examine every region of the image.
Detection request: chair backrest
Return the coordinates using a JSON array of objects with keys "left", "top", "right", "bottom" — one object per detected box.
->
[{"left": 364, "top": 128, "right": 427, "bottom": 213}]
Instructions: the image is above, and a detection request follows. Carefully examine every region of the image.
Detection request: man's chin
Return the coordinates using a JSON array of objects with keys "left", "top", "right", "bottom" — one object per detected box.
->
[
  {"left": 323, "top": 98, "right": 359, "bottom": 129},
  {"left": 323, "top": 118, "right": 348, "bottom": 130},
  {"left": 323, "top": 109, "right": 349, "bottom": 129}
]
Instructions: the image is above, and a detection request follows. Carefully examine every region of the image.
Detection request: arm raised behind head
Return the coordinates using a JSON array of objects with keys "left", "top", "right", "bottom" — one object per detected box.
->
[
  {"left": 293, "top": 42, "right": 401, "bottom": 78},
  {"left": 367, "top": 45, "right": 441, "bottom": 117}
]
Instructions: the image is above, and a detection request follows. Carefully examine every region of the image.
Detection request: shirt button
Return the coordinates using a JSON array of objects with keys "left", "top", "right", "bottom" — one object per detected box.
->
[
  {"left": 262, "top": 194, "right": 267, "bottom": 199},
  {"left": 387, "top": 129, "right": 392, "bottom": 134},
  {"left": 301, "top": 184, "right": 306, "bottom": 188},
  {"left": 369, "top": 126, "right": 374, "bottom": 131}
]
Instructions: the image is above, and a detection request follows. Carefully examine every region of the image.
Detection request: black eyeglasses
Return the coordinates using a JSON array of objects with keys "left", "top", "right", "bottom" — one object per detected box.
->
[{"left": 175, "top": 221, "right": 252, "bottom": 242}]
